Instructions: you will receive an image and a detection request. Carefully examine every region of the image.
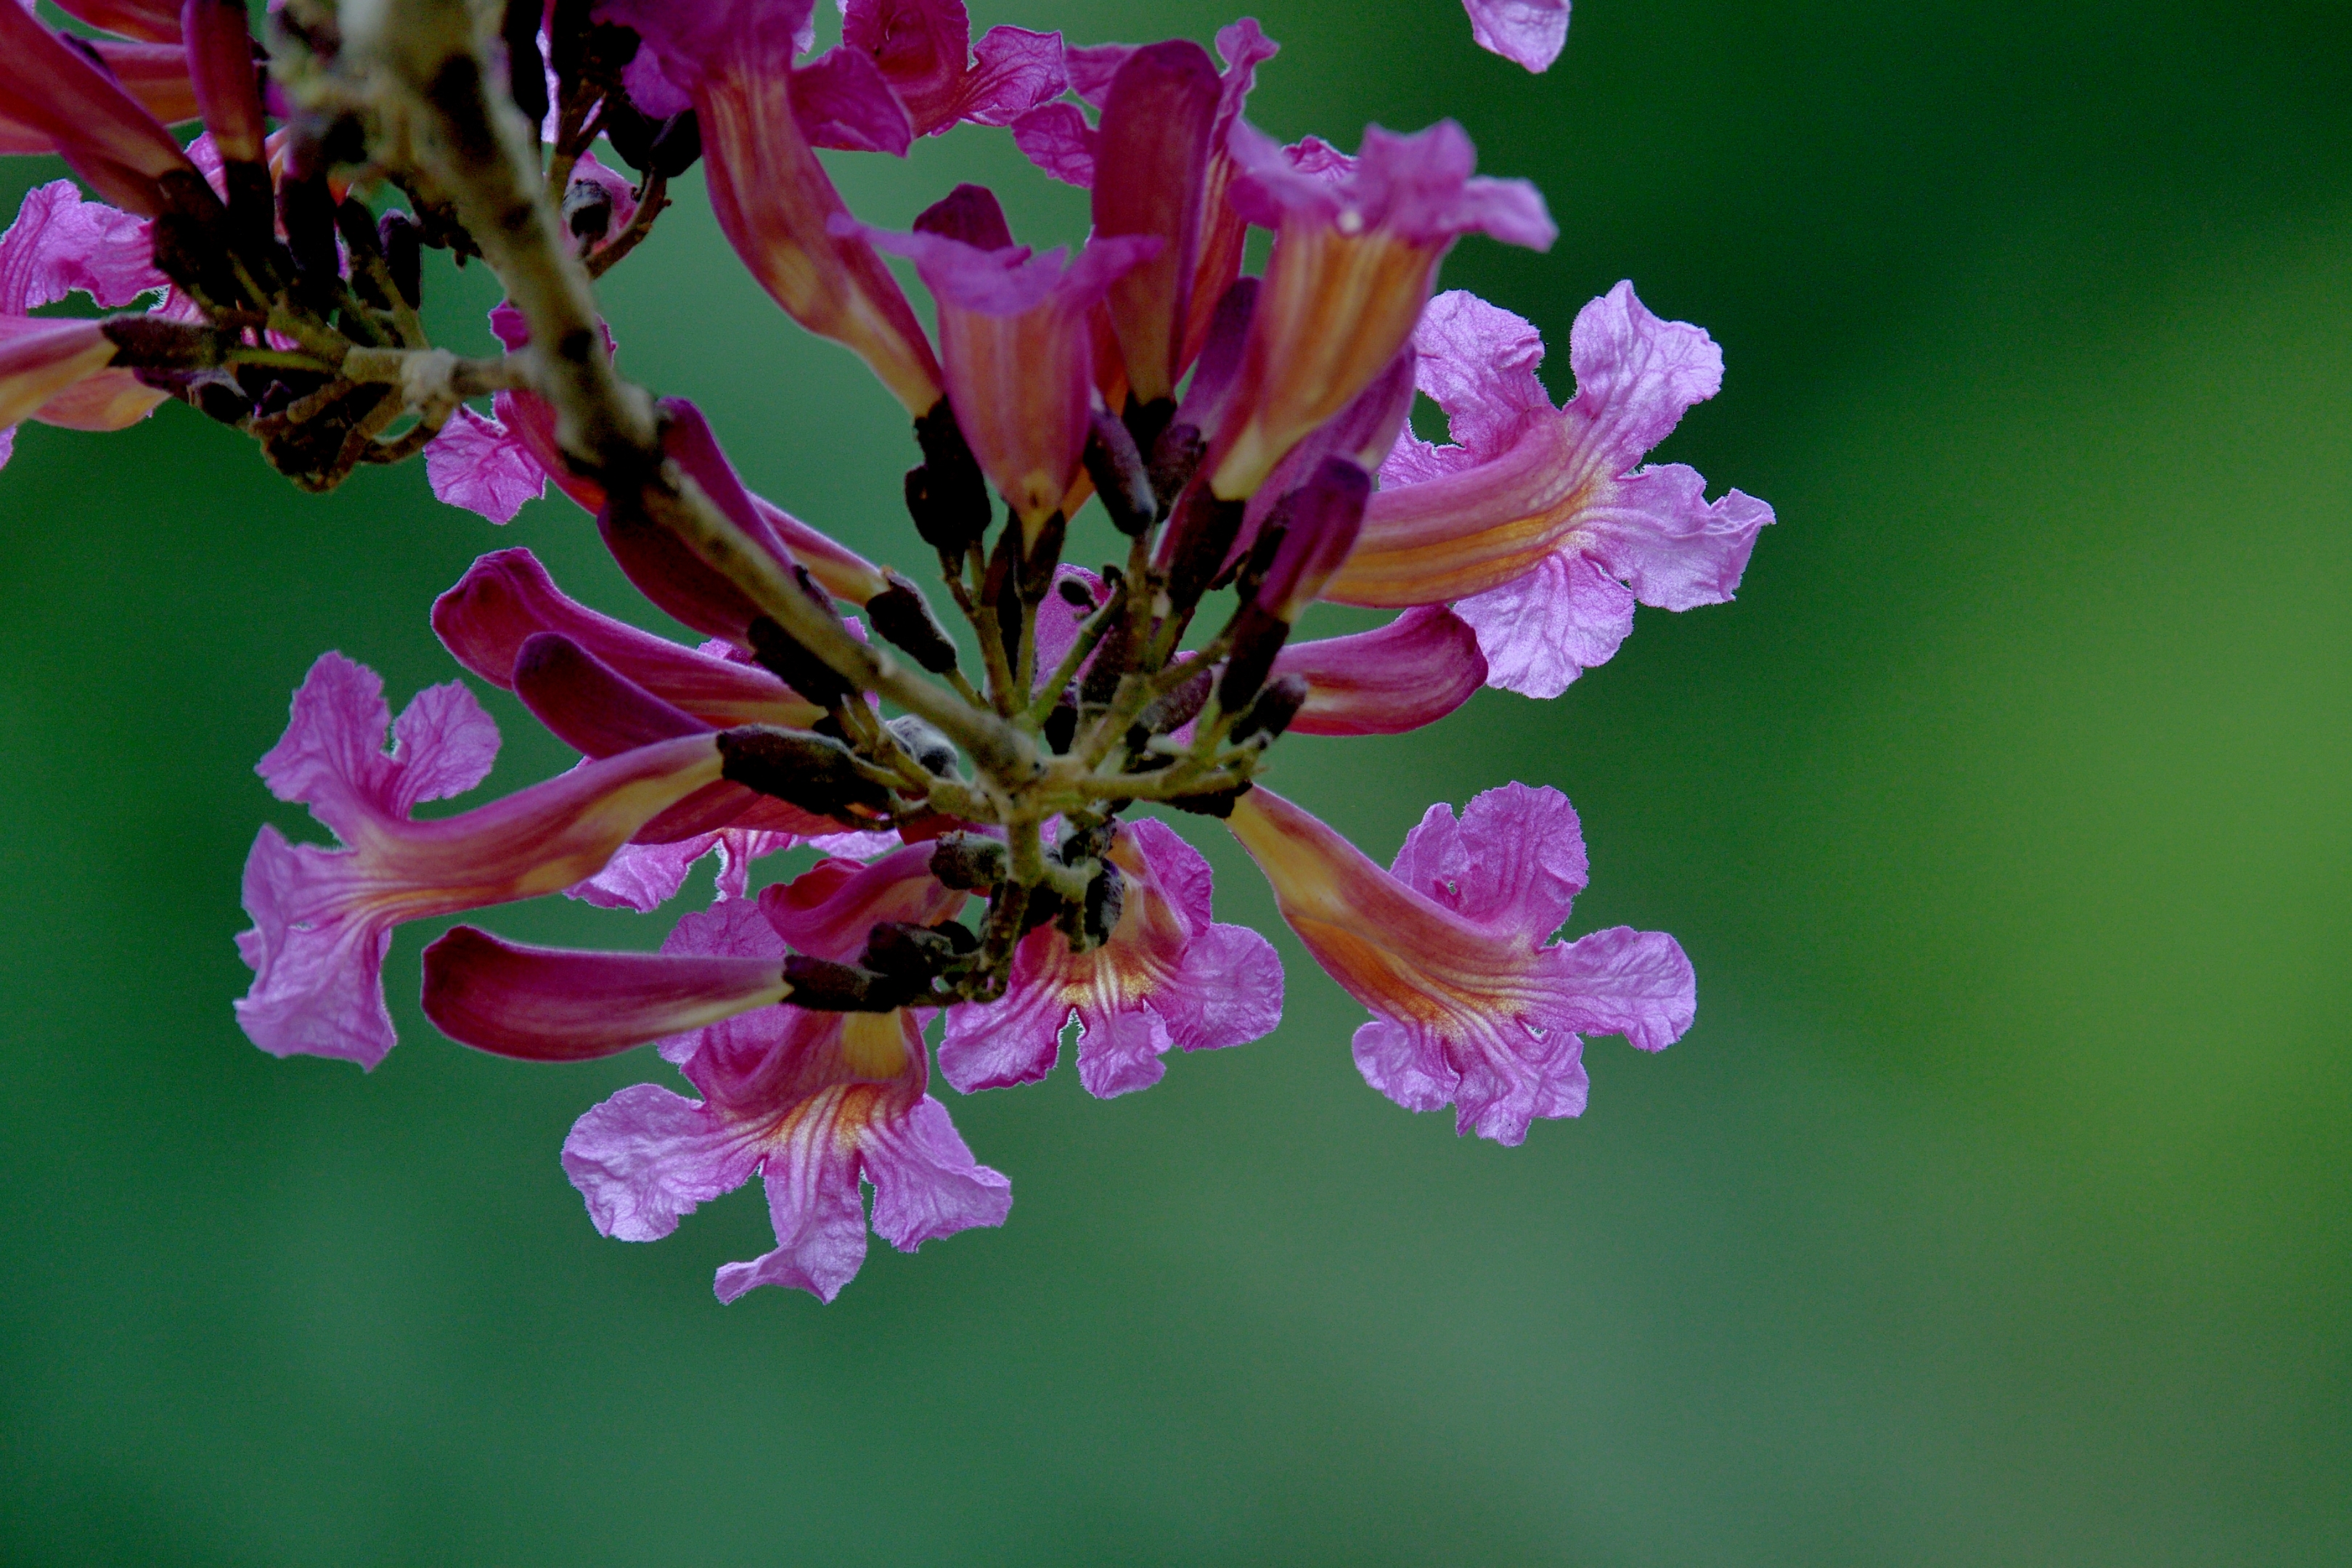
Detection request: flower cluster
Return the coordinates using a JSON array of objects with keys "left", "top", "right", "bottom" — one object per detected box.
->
[{"left": 1, "top": 0, "right": 1768, "bottom": 1301}]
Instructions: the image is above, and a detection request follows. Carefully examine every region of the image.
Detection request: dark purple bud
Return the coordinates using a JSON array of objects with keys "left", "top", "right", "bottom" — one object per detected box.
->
[
  {"left": 865, "top": 572, "right": 961, "bottom": 674},
  {"left": 278, "top": 169, "right": 340, "bottom": 304},
  {"left": 781, "top": 955, "right": 908, "bottom": 1012},
  {"left": 883, "top": 714, "right": 957, "bottom": 777},
  {"left": 1231, "top": 674, "right": 1309, "bottom": 743},
  {"left": 717, "top": 727, "right": 894, "bottom": 819},
  {"left": 502, "top": 0, "right": 550, "bottom": 127},
  {"left": 1161, "top": 485, "right": 1246, "bottom": 613},
  {"left": 648, "top": 110, "right": 701, "bottom": 178},
  {"left": 1057, "top": 861, "right": 1125, "bottom": 952},
  {"left": 929, "top": 832, "right": 1008, "bottom": 891},
  {"left": 378, "top": 211, "right": 423, "bottom": 306},
  {"left": 1082, "top": 406, "right": 1156, "bottom": 536},
  {"left": 909, "top": 401, "right": 993, "bottom": 555},
  {"left": 860, "top": 921, "right": 963, "bottom": 983},
  {"left": 746, "top": 604, "right": 857, "bottom": 711}
]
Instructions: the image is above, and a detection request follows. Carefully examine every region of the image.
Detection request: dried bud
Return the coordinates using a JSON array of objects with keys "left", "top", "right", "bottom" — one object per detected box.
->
[
  {"left": 860, "top": 921, "right": 963, "bottom": 983},
  {"left": 885, "top": 714, "right": 958, "bottom": 777},
  {"left": 563, "top": 177, "right": 616, "bottom": 246},
  {"left": 865, "top": 573, "right": 961, "bottom": 674},
  {"left": 502, "top": 0, "right": 551, "bottom": 126},
  {"left": 928, "top": 832, "right": 1008, "bottom": 891},
  {"left": 648, "top": 111, "right": 702, "bottom": 179},
  {"left": 377, "top": 212, "right": 423, "bottom": 308},
  {"left": 1056, "top": 862, "right": 1125, "bottom": 952},
  {"left": 781, "top": 955, "right": 907, "bottom": 1012},
  {"left": 1082, "top": 407, "right": 1156, "bottom": 536},
  {"left": 1164, "top": 783, "right": 1252, "bottom": 819},
  {"left": 717, "top": 727, "right": 893, "bottom": 819},
  {"left": 910, "top": 401, "right": 993, "bottom": 554},
  {"left": 746, "top": 602, "right": 857, "bottom": 711}
]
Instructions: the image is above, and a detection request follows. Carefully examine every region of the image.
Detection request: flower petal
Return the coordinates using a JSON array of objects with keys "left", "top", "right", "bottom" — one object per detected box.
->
[
  {"left": 1463, "top": 0, "right": 1569, "bottom": 73},
  {"left": 425, "top": 406, "right": 548, "bottom": 524},
  {"left": 420, "top": 926, "right": 790, "bottom": 1061},
  {"left": 1452, "top": 550, "right": 1633, "bottom": 698}
]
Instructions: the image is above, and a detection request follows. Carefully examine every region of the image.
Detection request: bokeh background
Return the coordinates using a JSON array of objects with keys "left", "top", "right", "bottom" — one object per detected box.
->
[{"left": 4, "top": 0, "right": 2349, "bottom": 1561}]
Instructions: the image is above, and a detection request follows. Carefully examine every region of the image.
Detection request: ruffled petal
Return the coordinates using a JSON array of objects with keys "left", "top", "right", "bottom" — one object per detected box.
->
[
  {"left": 232, "top": 827, "right": 394, "bottom": 1067},
  {"left": 1153, "top": 920, "right": 1283, "bottom": 1053},
  {"left": 425, "top": 405, "right": 548, "bottom": 524},
  {"left": 1410, "top": 289, "right": 1553, "bottom": 460},
  {"left": 1452, "top": 550, "right": 1633, "bottom": 698},
  {"left": 1546, "top": 926, "right": 1695, "bottom": 1052},
  {"left": 1462, "top": 0, "right": 1570, "bottom": 72},
  {"left": 1568, "top": 280, "right": 1724, "bottom": 476},
  {"left": 563, "top": 1082, "right": 766, "bottom": 1242},
  {"left": 936, "top": 929, "right": 1069, "bottom": 1092},
  {"left": 1392, "top": 781, "right": 1587, "bottom": 936},
  {"left": 1072, "top": 1003, "right": 1173, "bottom": 1098},
  {"left": 863, "top": 1095, "right": 1013, "bottom": 1249},
  {"left": 715, "top": 1087, "right": 870, "bottom": 1302},
  {"left": 1584, "top": 465, "right": 1774, "bottom": 613}
]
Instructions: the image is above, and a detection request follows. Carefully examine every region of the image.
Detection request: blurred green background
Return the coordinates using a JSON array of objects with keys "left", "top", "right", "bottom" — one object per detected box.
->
[{"left": 4, "top": 0, "right": 2349, "bottom": 1561}]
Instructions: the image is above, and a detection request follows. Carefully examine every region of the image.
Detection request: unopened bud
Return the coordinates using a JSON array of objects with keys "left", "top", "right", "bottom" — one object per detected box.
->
[
  {"left": 717, "top": 727, "right": 893, "bottom": 819},
  {"left": 860, "top": 921, "right": 964, "bottom": 983},
  {"left": 746, "top": 590, "right": 857, "bottom": 709},
  {"left": 1082, "top": 407, "right": 1156, "bottom": 535},
  {"left": 928, "top": 832, "right": 1008, "bottom": 891},
  {"left": 885, "top": 714, "right": 958, "bottom": 777},
  {"left": 781, "top": 955, "right": 907, "bottom": 1012},
  {"left": 563, "top": 178, "right": 616, "bottom": 246},
  {"left": 378, "top": 212, "right": 423, "bottom": 308},
  {"left": 1230, "top": 674, "right": 1309, "bottom": 744},
  {"left": 865, "top": 573, "right": 961, "bottom": 674},
  {"left": 649, "top": 111, "right": 702, "bottom": 179},
  {"left": 1056, "top": 862, "right": 1125, "bottom": 952}
]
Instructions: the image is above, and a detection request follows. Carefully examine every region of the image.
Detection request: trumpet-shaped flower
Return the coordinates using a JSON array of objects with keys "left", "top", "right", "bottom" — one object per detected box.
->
[
  {"left": 854, "top": 186, "right": 1155, "bottom": 532},
  {"left": 559, "top": 879, "right": 1006, "bottom": 1302},
  {"left": 596, "top": 0, "right": 944, "bottom": 412},
  {"left": 234, "top": 654, "right": 726, "bottom": 1068},
  {"left": 1327, "top": 285, "right": 1773, "bottom": 697},
  {"left": 1209, "top": 119, "right": 1554, "bottom": 499},
  {"left": 1225, "top": 783, "right": 1693, "bottom": 1144},
  {"left": 941, "top": 819, "right": 1282, "bottom": 1098}
]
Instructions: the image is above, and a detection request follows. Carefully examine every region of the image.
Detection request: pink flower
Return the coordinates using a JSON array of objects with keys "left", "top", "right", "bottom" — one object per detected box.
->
[
  {"left": 595, "top": 0, "right": 944, "bottom": 413},
  {"left": 1462, "top": 0, "right": 1570, "bottom": 73},
  {"left": 941, "top": 818, "right": 1282, "bottom": 1098},
  {"left": 0, "top": 181, "right": 171, "bottom": 465},
  {"left": 1225, "top": 783, "right": 1694, "bottom": 1145},
  {"left": 1011, "top": 19, "right": 1277, "bottom": 379},
  {"left": 539, "top": 874, "right": 1000, "bottom": 1302},
  {"left": 839, "top": 0, "right": 1065, "bottom": 138},
  {"left": 853, "top": 185, "right": 1155, "bottom": 533},
  {"left": 234, "top": 654, "right": 727, "bottom": 1069},
  {"left": 1327, "top": 285, "right": 1773, "bottom": 697},
  {"left": 1208, "top": 119, "right": 1555, "bottom": 499}
]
